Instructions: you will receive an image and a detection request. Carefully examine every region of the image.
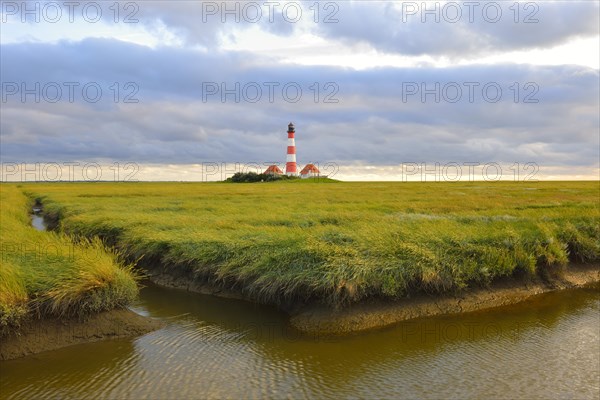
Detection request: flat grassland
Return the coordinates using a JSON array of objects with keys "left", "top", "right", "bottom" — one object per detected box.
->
[
  {"left": 0, "top": 185, "right": 139, "bottom": 333},
  {"left": 16, "top": 181, "right": 600, "bottom": 308}
]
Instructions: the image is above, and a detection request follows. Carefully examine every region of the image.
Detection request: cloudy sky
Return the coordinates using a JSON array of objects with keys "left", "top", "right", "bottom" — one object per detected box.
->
[{"left": 1, "top": 0, "right": 599, "bottom": 181}]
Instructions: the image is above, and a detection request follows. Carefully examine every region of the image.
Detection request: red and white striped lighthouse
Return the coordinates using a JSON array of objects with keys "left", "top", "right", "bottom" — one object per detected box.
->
[{"left": 285, "top": 122, "right": 298, "bottom": 176}]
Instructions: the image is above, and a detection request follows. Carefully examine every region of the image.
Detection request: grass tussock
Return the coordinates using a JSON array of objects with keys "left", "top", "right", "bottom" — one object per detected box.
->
[
  {"left": 0, "top": 185, "right": 139, "bottom": 334},
  {"left": 14, "top": 181, "right": 600, "bottom": 308}
]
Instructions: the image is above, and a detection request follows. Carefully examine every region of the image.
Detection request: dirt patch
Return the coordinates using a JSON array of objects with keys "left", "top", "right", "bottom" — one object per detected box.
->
[
  {"left": 290, "top": 264, "right": 600, "bottom": 335},
  {"left": 1, "top": 309, "right": 164, "bottom": 361}
]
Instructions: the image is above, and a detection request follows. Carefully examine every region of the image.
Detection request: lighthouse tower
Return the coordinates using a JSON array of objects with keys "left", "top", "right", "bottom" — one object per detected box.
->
[{"left": 285, "top": 122, "right": 298, "bottom": 176}]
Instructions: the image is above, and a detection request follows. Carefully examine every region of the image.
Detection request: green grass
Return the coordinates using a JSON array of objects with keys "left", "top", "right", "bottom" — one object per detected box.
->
[
  {"left": 0, "top": 185, "right": 139, "bottom": 333},
  {"left": 12, "top": 181, "right": 600, "bottom": 308}
]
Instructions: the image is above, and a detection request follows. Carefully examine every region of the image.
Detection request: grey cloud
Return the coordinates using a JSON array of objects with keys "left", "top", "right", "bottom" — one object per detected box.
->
[
  {"left": 314, "top": 2, "right": 599, "bottom": 58},
  {"left": 13, "top": 1, "right": 599, "bottom": 59},
  {"left": 133, "top": 1, "right": 599, "bottom": 58},
  {"left": 1, "top": 39, "right": 598, "bottom": 168}
]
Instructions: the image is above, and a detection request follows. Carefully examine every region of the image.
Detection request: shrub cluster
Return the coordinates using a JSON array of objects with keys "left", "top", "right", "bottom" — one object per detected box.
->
[{"left": 226, "top": 172, "right": 299, "bottom": 183}]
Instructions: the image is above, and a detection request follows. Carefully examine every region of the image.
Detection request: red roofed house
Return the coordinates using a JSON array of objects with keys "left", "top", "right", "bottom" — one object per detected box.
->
[
  {"left": 300, "top": 163, "right": 320, "bottom": 178},
  {"left": 264, "top": 165, "right": 283, "bottom": 175}
]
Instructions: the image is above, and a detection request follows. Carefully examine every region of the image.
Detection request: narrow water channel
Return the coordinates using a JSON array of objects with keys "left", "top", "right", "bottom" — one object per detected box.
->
[
  {"left": 1, "top": 281, "right": 598, "bottom": 399},
  {"left": 30, "top": 207, "right": 46, "bottom": 231}
]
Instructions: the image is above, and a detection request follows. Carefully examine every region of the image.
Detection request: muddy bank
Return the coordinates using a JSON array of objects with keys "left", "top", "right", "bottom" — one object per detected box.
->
[
  {"left": 146, "top": 267, "right": 249, "bottom": 302},
  {"left": 145, "top": 262, "right": 599, "bottom": 335},
  {"left": 1, "top": 309, "right": 164, "bottom": 361},
  {"left": 291, "top": 264, "right": 600, "bottom": 335}
]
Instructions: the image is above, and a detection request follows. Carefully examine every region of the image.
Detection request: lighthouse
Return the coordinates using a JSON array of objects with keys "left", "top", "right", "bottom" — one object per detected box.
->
[{"left": 285, "top": 122, "right": 298, "bottom": 176}]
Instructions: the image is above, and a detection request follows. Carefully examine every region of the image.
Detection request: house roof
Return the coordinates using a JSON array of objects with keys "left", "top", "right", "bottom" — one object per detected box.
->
[
  {"left": 264, "top": 165, "right": 283, "bottom": 174},
  {"left": 300, "top": 164, "right": 320, "bottom": 174}
]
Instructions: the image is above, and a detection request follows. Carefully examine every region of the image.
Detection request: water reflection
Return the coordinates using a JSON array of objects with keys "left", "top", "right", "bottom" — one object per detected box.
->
[
  {"left": 1, "top": 340, "right": 138, "bottom": 399},
  {"left": 1, "top": 283, "right": 598, "bottom": 399}
]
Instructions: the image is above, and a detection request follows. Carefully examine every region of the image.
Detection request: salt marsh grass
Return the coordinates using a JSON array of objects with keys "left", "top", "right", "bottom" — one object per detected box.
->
[
  {"left": 0, "top": 185, "right": 138, "bottom": 333},
  {"left": 17, "top": 180, "right": 600, "bottom": 308}
]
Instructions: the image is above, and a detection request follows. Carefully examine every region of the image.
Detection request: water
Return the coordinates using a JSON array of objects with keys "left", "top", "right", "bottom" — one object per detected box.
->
[
  {"left": 30, "top": 207, "right": 46, "bottom": 231},
  {"left": 1, "top": 283, "right": 598, "bottom": 399}
]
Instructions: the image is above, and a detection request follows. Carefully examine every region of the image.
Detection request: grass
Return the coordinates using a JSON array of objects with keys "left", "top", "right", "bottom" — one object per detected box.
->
[
  {"left": 11, "top": 180, "right": 600, "bottom": 308},
  {"left": 0, "top": 185, "right": 139, "bottom": 333}
]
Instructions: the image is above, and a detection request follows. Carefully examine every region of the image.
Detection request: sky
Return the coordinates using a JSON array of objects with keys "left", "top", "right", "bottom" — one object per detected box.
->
[{"left": 1, "top": 0, "right": 599, "bottom": 181}]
